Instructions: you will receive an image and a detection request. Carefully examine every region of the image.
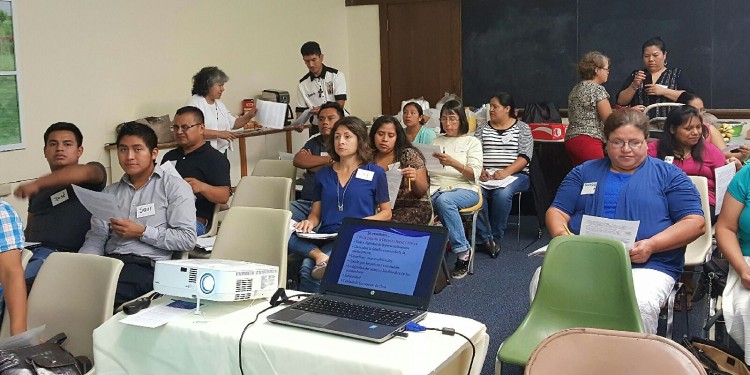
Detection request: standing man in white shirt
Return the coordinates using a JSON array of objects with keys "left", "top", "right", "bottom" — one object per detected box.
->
[{"left": 296, "top": 41, "right": 347, "bottom": 136}]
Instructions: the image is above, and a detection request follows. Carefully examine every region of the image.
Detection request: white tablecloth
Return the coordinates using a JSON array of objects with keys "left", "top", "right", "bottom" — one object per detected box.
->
[{"left": 93, "top": 296, "right": 489, "bottom": 375}]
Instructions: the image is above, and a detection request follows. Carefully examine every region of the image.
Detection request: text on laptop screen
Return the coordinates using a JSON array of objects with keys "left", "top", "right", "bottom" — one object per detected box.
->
[{"left": 337, "top": 227, "right": 428, "bottom": 295}]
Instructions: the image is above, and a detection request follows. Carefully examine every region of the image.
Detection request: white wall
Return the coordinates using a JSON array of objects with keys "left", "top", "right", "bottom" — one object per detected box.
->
[{"left": 1, "top": 0, "right": 382, "bottom": 218}]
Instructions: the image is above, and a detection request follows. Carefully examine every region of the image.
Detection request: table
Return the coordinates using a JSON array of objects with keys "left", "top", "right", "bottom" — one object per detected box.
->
[
  {"left": 105, "top": 125, "right": 309, "bottom": 181},
  {"left": 93, "top": 296, "right": 489, "bottom": 375}
]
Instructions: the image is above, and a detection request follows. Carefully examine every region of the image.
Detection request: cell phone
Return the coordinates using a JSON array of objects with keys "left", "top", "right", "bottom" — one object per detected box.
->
[{"left": 731, "top": 148, "right": 741, "bottom": 153}]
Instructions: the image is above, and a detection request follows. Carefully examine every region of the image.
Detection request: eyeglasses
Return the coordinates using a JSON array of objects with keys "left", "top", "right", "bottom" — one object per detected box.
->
[
  {"left": 171, "top": 124, "right": 200, "bottom": 132},
  {"left": 608, "top": 139, "right": 645, "bottom": 150},
  {"left": 599, "top": 67, "right": 610, "bottom": 72},
  {"left": 440, "top": 117, "right": 460, "bottom": 124}
]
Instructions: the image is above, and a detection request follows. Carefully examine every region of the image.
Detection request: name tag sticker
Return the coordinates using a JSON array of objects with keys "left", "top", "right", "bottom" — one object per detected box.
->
[
  {"left": 581, "top": 182, "right": 597, "bottom": 195},
  {"left": 355, "top": 169, "right": 374, "bottom": 181},
  {"left": 136, "top": 203, "right": 156, "bottom": 218},
  {"left": 664, "top": 156, "right": 674, "bottom": 164},
  {"left": 455, "top": 146, "right": 468, "bottom": 152},
  {"left": 320, "top": 152, "right": 329, "bottom": 157},
  {"left": 50, "top": 189, "right": 69, "bottom": 206}
]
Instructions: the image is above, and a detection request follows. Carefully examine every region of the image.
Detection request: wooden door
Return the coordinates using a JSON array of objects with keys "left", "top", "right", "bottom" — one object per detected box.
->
[{"left": 379, "top": 0, "right": 461, "bottom": 115}]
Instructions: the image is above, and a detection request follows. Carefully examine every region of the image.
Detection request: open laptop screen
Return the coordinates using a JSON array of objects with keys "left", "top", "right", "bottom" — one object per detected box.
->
[{"left": 321, "top": 218, "right": 448, "bottom": 309}]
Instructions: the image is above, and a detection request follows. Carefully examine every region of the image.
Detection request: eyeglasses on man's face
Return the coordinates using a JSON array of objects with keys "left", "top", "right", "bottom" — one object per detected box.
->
[{"left": 171, "top": 124, "right": 200, "bottom": 132}]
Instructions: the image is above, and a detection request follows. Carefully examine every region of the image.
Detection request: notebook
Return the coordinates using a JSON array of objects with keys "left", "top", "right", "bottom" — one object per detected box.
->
[{"left": 267, "top": 218, "right": 448, "bottom": 343}]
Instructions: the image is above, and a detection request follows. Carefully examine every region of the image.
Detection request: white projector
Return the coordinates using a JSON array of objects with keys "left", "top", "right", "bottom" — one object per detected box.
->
[{"left": 153, "top": 259, "right": 278, "bottom": 302}]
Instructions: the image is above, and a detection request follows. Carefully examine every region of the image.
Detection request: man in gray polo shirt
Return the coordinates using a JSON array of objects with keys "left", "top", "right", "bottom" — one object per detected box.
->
[{"left": 80, "top": 122, "right": 196, "bottom": 306}]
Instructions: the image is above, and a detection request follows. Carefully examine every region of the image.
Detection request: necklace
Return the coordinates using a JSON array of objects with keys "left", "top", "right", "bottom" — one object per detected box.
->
[
  {"left": 316, "top": 79, "right": 324, "bottom": 98},
  {"left": 336, "top": 167, "right": 358, "bottom": 212}
]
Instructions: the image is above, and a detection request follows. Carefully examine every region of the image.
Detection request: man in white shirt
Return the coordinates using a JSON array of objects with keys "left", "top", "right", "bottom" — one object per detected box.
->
[{"left": 296, "top": 41, "right": 347, "bottom": 136}]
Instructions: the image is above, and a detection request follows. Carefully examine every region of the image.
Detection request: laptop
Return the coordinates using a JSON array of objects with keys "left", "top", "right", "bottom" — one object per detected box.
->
[{"left": 267, "top": 218, "right": 449, "bottom": 343}]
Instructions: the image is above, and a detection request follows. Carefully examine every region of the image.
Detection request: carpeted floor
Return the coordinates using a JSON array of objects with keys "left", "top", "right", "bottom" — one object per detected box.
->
[{"left": 428, "top": 216, "right": 712, "bottom": 375}]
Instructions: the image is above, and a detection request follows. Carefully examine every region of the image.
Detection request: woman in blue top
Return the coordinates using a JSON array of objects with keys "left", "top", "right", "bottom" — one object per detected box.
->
[
  {"left": 291, "top": 116, "right": 392, "bottom": 292},
  {"left": 717, "top": 165, "right": 750, "bottom": 364},
  {"left": 546, "top": 108, "right": 704, "bottom": 334}
]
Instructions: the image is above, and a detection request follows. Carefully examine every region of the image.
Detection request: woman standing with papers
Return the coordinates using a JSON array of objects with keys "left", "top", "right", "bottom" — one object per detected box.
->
[
  {"left": 369, "top": 116, "right": 431, "bottom": 224},
  {"left": 188, "top": 67, "right": 256, "bottom": 153},
  {"left": 429, "top": 100, "right": 483, "bottom": 279},
  {"left": 545, "top": 108, "right": 704, "bottom": 334},
  {"left": 474, "top": 93, "right": 532, "bottom": 257},
  {"left": 291, "top": 117, "right": 391, "bottom": 292}
]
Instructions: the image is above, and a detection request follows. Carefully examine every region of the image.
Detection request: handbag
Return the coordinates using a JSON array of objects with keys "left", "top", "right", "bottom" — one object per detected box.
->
[
  {"left": 683, "top": 336, "right": 750, "bottom": 375},
  {"left": 0, "top": 333, "right": 89, "bottom": 375},
  {"left": 116, "top": 115, "right": 174, "bottom": 144},
  {"left": 693, "top": 255, "right": 729, "bottom": 302},
  {"left": 522, "top": 102, "right": 562, "bottom": 124}
]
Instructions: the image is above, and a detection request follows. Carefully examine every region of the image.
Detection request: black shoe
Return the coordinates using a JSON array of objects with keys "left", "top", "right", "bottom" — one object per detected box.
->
[
  {"left": 451, "top": 258, "right": 469, "bottom": 279},
  {"left": 489, "top": 242, "right": 501, "bottom": 259},
  {"left": 480, "top": 241, "right": 495, "bottom": 255}
]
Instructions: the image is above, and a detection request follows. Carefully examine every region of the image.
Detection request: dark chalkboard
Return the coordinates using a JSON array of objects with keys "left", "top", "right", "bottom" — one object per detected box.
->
[{"left": 462, "top": 0, "right": 750, "bottom": 110}]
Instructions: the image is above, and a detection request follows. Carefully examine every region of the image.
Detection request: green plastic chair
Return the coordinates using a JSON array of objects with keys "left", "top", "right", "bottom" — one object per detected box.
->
[{"left": 496, "top": 235, "right": 645, "bottom": 373}]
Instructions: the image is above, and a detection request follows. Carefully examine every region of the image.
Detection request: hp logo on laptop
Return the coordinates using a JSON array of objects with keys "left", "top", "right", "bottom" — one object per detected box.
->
[{"left": 370, "top": 291, "right": 375, "bottom": 295}]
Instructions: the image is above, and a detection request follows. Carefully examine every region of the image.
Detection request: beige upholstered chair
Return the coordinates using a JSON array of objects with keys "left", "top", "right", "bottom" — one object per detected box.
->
[
  {"left": 231, "top": 176, "right": 292, "bottom": 211},
  {"left": 211, "top": 207, "right": 291, "bottom": 287},
  {"left": 1, "top": 253, "right": 123, "bottom": 360},
  {"left": 251, "top": 159, "right": 298, "bottom": 200},
  {"left": 524, "top": 327, "right": 706, "bottom": 375}
]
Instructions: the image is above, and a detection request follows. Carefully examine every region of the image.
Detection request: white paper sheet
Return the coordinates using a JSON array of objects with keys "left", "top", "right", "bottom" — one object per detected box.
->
[
  {"left": 160, "top": 160, "right": 183, "bottom": 179},
  {"left": 527, "top": 245, "right": 548, "bottom": 257},
  {"left": 196, "top": 237, "right": 216, "bottom": 251},
  {"left": 120, "top": 302, "right": 195, "bottom": 328},
  {"left": 385, "top": 162, "right": 402, "bottom": 209},
  {"left": 0, "top": 325, "right": 46, "bottom": 350},
  {"left": 290, "top": 108, "right": 313, "bottom": 126},
  {"left": 715, "top": 162, "right": 737, "bottom": 214},
  {"left": 255, "top": 100, "right": 287, "bottom": 129},
  {"left": 72, "top": 185, "right": 119, "bottom": 221},
  {"left": 288, "top": 219, "right": 337, "bottom": 240},
  {"left": 479, "top": 174, "right": 518, "bottom": 190},
  {"left": 414, "top": 144, "right": 444, "bottom": 172},
  {"left": 580, "top": 215, "right": 640, "bottom": 249}
]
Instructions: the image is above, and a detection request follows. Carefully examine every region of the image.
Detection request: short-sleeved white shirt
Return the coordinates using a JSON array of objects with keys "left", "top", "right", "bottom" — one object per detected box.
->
[
  {"left": 296, "top": 65, "right": 347, "bottom": 125},
  {"left": 188, "top": 95, "right": 237, "bottom": 153}
]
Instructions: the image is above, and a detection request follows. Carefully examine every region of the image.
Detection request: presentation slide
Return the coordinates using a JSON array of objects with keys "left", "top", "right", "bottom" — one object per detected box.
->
[{"left": 338, "top": 228, "right": 429, "bottom": 295}]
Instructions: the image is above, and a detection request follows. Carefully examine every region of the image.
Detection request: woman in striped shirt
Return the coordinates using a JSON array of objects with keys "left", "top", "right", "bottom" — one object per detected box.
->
[{"left": 474, "top": 93, "right": 532, "bottom": 256}]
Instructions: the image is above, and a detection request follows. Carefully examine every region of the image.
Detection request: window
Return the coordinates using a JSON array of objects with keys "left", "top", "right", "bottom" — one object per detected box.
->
[{"left": 0, "top": 0, "right": 21, "bottom": 151}]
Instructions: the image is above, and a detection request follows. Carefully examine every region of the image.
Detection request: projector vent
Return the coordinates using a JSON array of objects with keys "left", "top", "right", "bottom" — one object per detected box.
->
[
  {"left": 188, "top": 268, "right": 197, "bottom": 283},
  {"left": 236, "top": 278, "right": 254, "bottom": 293},
  {"left": 235, "top": 292, "right": 255, "bottom": 301}
]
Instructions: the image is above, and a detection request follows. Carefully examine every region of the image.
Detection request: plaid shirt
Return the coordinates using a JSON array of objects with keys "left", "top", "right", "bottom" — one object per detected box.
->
[{"left": 0, "top": 201, "right": 24, "bottom": 252}]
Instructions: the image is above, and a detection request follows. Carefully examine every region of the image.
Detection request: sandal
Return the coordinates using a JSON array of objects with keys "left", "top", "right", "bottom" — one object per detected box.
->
[{"left": 311, "top": 261, "right": 327, "bottom": 280}]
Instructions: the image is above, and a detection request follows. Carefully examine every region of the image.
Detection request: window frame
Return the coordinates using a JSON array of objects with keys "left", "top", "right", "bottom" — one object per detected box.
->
[{"left": 0, "top": 0, "right": 24, "bottom": 152}]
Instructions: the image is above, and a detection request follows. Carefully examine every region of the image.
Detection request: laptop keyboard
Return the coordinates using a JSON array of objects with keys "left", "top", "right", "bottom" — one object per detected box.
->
[{"left": 292, "top": 297, "right": 418, "bottom": 326}]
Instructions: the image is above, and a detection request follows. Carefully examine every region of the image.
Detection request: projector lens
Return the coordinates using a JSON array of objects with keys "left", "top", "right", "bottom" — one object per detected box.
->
[{"left": 200, "top": 273, "right": 215, "bottom": 294}]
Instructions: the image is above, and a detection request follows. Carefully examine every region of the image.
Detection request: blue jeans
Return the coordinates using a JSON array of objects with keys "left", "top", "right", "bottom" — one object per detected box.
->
[
  {"left": 477, "top": 173, "right": 530, "bottom": 243},
  {"left": 431, "top": 189, "right": 480, "bottom": 254},
  {"left": 196, "top": 220, "right": 207, "bottom": 237},
  {"left": 290, "top": 200, "right": 313, "bottom": 222},
  {"left": 24, "top": 245, "right": 58, "bottom": 281},
  {"left": 288, "top": 234, "right": 336, "bottom": 293}
]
